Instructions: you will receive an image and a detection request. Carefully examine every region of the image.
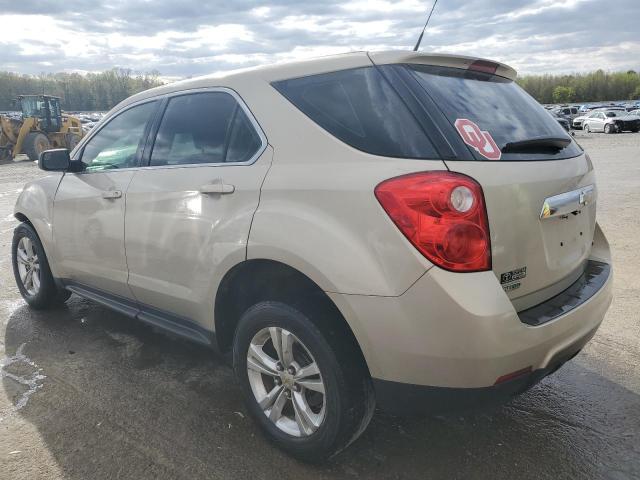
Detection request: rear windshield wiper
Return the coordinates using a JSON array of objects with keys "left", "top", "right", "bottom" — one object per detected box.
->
[{"left": 501, "top": 136, "right": 571, "bottom": 154}]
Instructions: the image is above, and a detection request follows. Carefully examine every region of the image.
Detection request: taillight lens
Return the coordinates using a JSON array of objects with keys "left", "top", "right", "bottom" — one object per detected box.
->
[{"left": 374, "top": 171, "right": 491, "bottom": 272}]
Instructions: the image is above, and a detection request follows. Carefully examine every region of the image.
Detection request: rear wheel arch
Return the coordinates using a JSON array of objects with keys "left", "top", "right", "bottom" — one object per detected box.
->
[{"left": 214, "top": 259, "right": 371, "bottom": 376}]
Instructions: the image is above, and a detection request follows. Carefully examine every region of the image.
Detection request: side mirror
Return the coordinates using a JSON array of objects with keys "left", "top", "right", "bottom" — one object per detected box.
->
[{"left": 39, "top": 149, "right": 70, "bottom": 171}]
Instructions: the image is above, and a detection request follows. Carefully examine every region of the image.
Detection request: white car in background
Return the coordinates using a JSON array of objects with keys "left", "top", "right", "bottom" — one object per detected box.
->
[
  {"left": 582, "top": 109, "right": 640, "bottom": 133},
  {"left": 572, "top": 113, "right": 589, "bottom": 129}
]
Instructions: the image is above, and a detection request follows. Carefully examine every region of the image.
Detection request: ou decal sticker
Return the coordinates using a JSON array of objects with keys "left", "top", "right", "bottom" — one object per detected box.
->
[{"left": 454, "top": 119, "right": 501, "bottom": 161}]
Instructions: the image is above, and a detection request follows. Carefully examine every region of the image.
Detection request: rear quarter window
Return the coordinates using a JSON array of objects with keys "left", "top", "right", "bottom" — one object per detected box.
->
[{"left": 272, "top": 67, "right": 437, "bottom": 159}]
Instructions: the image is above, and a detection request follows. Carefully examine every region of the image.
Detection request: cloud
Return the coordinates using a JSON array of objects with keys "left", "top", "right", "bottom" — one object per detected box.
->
[{"left": 0, "top": 0, "right": 637, "bottom": 78}]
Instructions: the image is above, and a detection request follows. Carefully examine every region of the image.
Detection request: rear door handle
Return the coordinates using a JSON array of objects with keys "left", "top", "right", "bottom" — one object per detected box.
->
[
  {"left": 102, "top": 190, "right": 122, "bottom": 199},
  {"left": 198, "top": 183, "right": 235, "bottom": 195}
]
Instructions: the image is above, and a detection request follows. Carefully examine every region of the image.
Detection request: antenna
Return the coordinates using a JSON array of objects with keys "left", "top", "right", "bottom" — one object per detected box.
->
[{"left": 413, "top": 0, "right": 438, "bottom": 52}]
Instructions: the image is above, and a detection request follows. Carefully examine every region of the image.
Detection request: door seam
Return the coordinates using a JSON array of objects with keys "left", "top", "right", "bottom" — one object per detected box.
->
[
  {"left": 245, "top": 144, "right": 274, "bottom": 260},
  {"left": 122, "top": 171, "right": 140, "bottom": 303}
]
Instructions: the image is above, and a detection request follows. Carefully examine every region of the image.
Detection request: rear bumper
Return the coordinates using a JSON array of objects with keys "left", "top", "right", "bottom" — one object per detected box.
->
[
  {"left": 373, "top": 324, "right": 598, "bottom": 414},
  {"left": 328, "top": 224, "right": 613, "bottom": 409}
]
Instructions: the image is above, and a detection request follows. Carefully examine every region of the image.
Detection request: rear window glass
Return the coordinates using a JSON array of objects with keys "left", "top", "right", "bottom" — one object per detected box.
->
[
  {"left": 273, "top": 67, "right": 437, "bottom": 159},
  {"left": 406, "top": 65, "right": 582, "bottom": 161}
]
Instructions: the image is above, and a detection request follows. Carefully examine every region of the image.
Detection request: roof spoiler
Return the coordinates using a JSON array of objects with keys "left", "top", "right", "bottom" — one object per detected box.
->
[{"left": 368, "top": 51, "right": 518, "bottom": 81}]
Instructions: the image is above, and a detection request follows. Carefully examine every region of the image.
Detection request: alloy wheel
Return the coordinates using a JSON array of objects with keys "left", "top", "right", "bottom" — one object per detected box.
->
[
  {"left": 246, "top": 327, "right": 326, "bottom": 437},
  {"left": 16, "top": 236, "right": 40, "bottom": 296}
]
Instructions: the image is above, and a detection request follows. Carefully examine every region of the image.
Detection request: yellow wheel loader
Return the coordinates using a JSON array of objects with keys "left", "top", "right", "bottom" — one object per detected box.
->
[{"left": 0, "top": 95, "right": 84, "bottom": 161}]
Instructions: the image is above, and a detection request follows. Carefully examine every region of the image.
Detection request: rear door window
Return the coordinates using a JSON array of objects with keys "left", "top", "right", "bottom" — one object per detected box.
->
[
  {"left": 405, "top": 64, "right": 582, "bottom": 161},
  {"left": 273, "top": 67, "right": 437, "bottom": 159},
  {"left": 150, "top": 92, "right": 263, "bottom": 166}
]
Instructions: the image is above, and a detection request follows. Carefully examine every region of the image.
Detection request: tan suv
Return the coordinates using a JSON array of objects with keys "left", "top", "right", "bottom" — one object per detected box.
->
[{"left": 12, "top": 51, "right": 613, "bottom": 461}]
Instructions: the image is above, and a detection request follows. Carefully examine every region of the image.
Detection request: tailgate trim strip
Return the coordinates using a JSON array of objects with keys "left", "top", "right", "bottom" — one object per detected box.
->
[
  {"left": 540, "top": 184, "right": 595, "bottom": 219},
  {"left": 518, "top": 260, "right": 610, "bottom": 326}
]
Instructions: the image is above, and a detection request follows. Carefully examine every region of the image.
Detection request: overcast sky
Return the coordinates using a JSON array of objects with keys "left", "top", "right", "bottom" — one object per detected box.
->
[{"left": 0, "top": 0, "right": 637, "bottom": 78}]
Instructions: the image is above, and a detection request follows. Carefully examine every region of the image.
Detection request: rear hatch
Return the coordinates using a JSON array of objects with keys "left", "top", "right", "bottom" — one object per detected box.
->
[{"left": 377, "top": 59, "right": 596, "bottom": 309}]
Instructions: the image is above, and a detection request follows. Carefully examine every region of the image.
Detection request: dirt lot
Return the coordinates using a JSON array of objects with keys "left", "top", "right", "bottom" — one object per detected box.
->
[{"left": 0, "top": 132, "right": 638, "bottom": 480}]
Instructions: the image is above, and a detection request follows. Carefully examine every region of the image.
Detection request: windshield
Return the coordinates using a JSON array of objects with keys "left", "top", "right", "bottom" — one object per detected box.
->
[
  {"left": 405, "top": 64, "right": 582, "bottom": 161},
  {"left": 20, "top": 97, "right": 46, "bottom": 118}
]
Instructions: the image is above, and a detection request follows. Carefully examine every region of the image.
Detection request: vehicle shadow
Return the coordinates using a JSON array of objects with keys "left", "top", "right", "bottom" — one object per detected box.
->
[{"left": 2, "top": 297, "right": 639, "bottom": 479}]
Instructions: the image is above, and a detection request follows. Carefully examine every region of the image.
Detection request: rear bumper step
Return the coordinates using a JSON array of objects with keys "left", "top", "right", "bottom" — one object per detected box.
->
[{"left": 518, "top": 260, "right": 611, "bottom": 327}]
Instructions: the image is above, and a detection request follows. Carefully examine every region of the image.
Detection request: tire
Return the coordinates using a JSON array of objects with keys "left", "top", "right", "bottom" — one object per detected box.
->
[
  {"left": 233, "top": 301, "right": 374, "bottom": 462},
  {"left": 12, "top": 222, "right": 71, "bottom": 309},
  {"left": 604, "top": 124, "right": 613, "bottom": 134},
  {"left": 23, "top": 132, "right": 51, "bottom": 161}
]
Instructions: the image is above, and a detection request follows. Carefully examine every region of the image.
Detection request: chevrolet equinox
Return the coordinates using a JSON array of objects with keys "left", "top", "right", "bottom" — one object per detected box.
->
[{"left": 12, "top": 51, "right": 613, "bottom": 461}]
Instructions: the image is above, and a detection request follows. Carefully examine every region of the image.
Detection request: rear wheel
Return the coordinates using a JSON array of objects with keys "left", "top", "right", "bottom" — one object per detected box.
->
[
  {"left": 233, "top": 301, "right": 374, "bottom": 462},
  {"left": 12, "top": 222, "right": 70, "bottom": 309},
  {"left": 23, "top": 132, "right": 51, "bottom": 161}
]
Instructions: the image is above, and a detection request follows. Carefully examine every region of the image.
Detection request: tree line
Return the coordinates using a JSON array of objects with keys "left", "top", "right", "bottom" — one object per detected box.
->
[
  {"left": 1, "top": 67, "right": 639, "bottom": 112},
  {"left": 0, "top": 68, "right": 163, "bottom": 111},
  {"left": 517, "top": 69, "right": 640, "bottom": 104}
]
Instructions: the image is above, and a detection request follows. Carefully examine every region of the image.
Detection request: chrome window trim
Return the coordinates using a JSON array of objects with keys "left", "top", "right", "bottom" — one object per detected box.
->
[{"left": 71, "top": 86, "right": 268, "bottom": 175}]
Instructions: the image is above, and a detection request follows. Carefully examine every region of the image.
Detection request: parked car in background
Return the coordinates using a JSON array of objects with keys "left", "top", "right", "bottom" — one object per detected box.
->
[
  {"left": 551, "top": 112, "right": 571, "bottom": 132},
  {"left": 572, "top": 113, "right": 589, "bottom": 129},
  {"left": 582, "top": 110, "right": 640, "bottom": 133},
  {"left": 574, "top": 107, "right": 628, "bottom": 129},
  {"left": 11, "top": 51, "right": 613, "bottom": 461},
  {"left": 550, "top": 106, "right": 579, "bottom": 121}
]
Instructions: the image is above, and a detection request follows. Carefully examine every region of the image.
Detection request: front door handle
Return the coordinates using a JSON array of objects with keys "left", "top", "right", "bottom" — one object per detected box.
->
[
  {"left": 102, "top": 190, "right": 122, "bottom": 199},
  {"left": 198, "top": 183, "right": 235, "bottom": 195}
]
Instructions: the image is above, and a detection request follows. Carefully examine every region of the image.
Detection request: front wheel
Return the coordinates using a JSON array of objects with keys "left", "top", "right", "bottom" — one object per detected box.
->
[
  {"left": 12, "top": 222, "right": 71, "bottom": 309},
  {"left": 604, "top": 124, "right": 613, "bottom": 134},
  {"left": 233, "top": 301, "right": 374, "bottom": 462},
  {"left": 583, "top": 123, "right": 590, "bottom": 133}
]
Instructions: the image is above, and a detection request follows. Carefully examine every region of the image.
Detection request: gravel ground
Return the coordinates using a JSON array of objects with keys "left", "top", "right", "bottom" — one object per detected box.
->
[{"left": 0, "top": 132, "right": 638, "bottom": 480}]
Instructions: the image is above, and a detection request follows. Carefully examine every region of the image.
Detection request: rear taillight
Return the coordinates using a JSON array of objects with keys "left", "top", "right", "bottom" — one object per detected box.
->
[{"left": 374, "top": 171, "right": 491, "bottom": 272}]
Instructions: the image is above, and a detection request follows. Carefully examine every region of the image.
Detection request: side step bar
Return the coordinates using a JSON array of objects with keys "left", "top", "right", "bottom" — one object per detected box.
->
[{"left": 64, "top": 281, "right": 215, "bottom": 347}]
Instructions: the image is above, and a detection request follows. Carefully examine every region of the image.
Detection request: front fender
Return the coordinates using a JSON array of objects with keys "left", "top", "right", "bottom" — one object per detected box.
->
[{"left": 14, "top": 173, "right": 63, "bottom": 274}]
